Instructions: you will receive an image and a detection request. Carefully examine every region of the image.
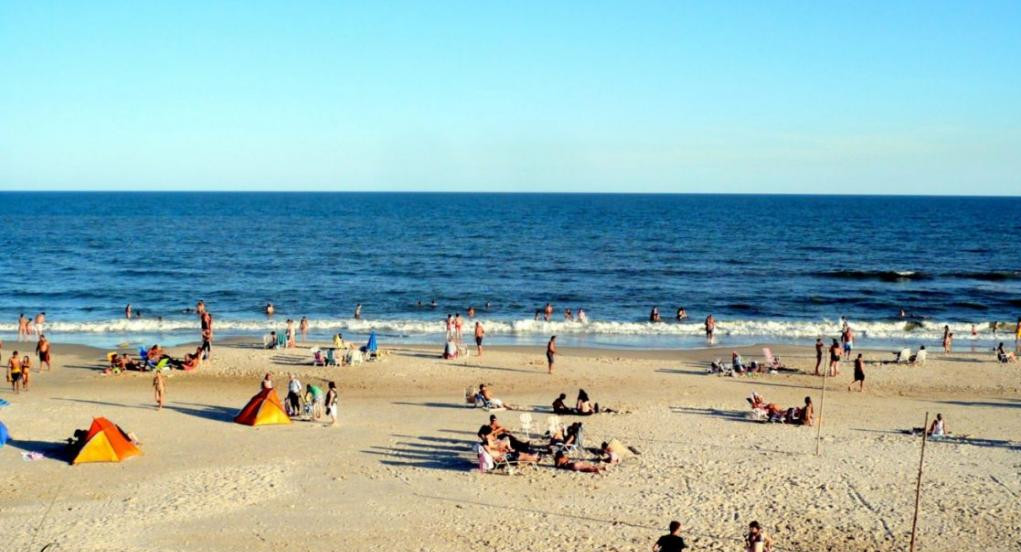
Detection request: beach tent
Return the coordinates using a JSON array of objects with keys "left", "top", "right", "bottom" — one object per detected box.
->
[
  {"left": 72, "top": 417, "right": 142, "bottom": 464},
  {"left": 234, "top": 388, "right": 291, "bottom": 426},
  {"left": 365, "top": 330, "right": 378, "bottom": 354},
  {"left": 0, "top": 421, "right": 8, "bottom": 447}
]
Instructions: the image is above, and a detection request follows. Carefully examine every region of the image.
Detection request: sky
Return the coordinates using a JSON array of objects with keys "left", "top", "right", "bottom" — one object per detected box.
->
[{"left": 1, "top": 2, "right": 1019, "bottom": 194}]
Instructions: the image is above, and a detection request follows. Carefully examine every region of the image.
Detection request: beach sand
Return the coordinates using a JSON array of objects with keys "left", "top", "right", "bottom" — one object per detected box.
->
[{"left": 1, "top": 339, "right": 1019, "bottom": 551}]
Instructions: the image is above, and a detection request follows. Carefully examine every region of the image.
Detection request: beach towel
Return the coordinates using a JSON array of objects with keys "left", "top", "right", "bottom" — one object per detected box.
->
[{"left": 0, "top": 398, "right": 10, "bottom": 408}]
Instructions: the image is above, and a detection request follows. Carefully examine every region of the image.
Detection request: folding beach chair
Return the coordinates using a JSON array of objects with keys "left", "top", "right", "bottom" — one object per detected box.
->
[
  {"left": 518, "top": 413, "right": 536, "bottom": 440},
  {"left": 762, "top": 348, "right": 783, "bottom": 371},
  {"left": 326, "top": 348, "right": 337, "bottom": 366}
]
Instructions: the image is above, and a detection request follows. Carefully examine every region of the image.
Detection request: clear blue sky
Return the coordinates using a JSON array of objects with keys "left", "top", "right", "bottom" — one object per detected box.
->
[{"left": 2, "top": 2, "right": 1019, "bottom": 194}]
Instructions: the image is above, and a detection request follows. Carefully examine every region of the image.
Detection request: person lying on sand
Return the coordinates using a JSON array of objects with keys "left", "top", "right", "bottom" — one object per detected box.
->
[
  {"left": 747, "top": 392, "right": 784, "bottom": 422},
  {"left": 599, "top": 439, "right": 639, "bottom": 465},
  {"left": 553, "top": 451, "right": 604, "bottom": 473}
]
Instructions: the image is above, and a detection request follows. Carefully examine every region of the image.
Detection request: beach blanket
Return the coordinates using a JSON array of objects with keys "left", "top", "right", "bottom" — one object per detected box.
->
[{"left": 0, "top": 398, "right": 10, "bottom": 408}]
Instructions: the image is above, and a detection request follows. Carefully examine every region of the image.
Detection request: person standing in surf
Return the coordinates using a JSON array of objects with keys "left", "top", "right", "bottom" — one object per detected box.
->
[
  {"left": 705, "top": 314, "right": 716, "bottom": 344},
  {"left": 299, "top": 316, "right": 309, "bottom": 343}
]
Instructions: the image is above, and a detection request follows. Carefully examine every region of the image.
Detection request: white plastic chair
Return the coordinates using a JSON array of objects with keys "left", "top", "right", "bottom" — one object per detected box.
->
[
  {"left": 348, "top": 349, "right": 364, "bottom": 365},
  {"left": 518, "top": 413, "right": 535, "bottom": 439}
]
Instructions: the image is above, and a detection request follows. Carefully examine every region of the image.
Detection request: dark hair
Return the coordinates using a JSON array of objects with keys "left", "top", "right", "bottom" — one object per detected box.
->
[
  {"left": 558, "top": 393, "right": 567, "bottom": 400},
  {"left": 477, "top": 425, "right": 492, "bottom": 439},
  {"left": 489, "top": 415, "right": 497, "bottom": 422},
  {"left": 669, "top": 521, "right": 681, "bottom": 532},
  {"left": 600, "top": 441, "right": 609, "bottom": 449},
  {"left": 804, "top": 396, "right": 812, "bottom": 404},
  {"left": 328, "top": 381, "right": 336, "bottom": 389},
  {"left": 749, "top": 521, "right": 761, "bottom": 530},
  {"left": 577, "top": 389, "right": 589, "bottom": 402}
]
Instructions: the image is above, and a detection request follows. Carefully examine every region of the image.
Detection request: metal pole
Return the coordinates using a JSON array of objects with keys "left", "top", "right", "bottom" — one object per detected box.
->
[
  {"left": 909, "top": 412, "right": 930, "bottom": 552},
  {"left": 815, "top": 368, "right": 827, "bottom": 456}
]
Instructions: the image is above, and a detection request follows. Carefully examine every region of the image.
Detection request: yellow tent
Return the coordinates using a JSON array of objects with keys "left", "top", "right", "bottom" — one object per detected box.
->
[
  {"left": 234, "top": 388, "right": 291, "bottom": 426},
  {"left": 73, "top": 417, "right": 142, "bottom": 464}
]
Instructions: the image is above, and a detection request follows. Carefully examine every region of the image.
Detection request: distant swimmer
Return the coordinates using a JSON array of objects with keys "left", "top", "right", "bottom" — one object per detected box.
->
[
  {"left": 534, "top": 309, "right": 542, "bottom": 321},
  {"left": 577, "top": 308, "right": 587, "bottom": 323},
  {"left": 544, "top": 303, "right": 553, "bottom": 322},
  {"left": 705, "top": 314, "right": 716, "bottom": 344},
  {"left": 354, "top": 303, "right": 362, "bottom": 320},
  {"left": 467, "top": 306, "right": 476, "bottom": 318},
  {"left": 650, "top": 306, "right": 661, "bottom": 323},
  {"left": 484, "top": 301, "right": 491, "bottom": 311},
  {"left": 265, "top": 303, "right": 275, "bottom": 316},
  {"left": 676, "top": 307, "right": 687, "bottom": 321},
  {"left": 430, "top": 299, "right": 437, "bottom": 308},
  {"left": 564, "top": 308, "right": 573, "bottom": 321},
  {"left": 125, "top": 304, "right": 132, "bottom": 319},
  {"left": 546, "top": 336, "right": 557, "bottom": 375}
]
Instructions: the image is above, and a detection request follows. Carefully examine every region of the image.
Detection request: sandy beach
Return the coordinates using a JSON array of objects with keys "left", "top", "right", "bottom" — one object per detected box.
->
[{"left": 1, "top": 339, "right": 1019, "bottom": 552}]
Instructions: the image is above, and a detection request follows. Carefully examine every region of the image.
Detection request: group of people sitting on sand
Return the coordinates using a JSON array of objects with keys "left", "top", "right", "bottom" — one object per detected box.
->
[
  {"left": 476, "top": 414, "right": 636, "bottom": 474},
  {"left": 551, "top": 389, "right": 621, "bottom": 415},
  {"left": 106, "top": 344, "right": 204, "bottom": 374},
  {"left": 747, "top": 392, "right": 814, "bottom": 425}
]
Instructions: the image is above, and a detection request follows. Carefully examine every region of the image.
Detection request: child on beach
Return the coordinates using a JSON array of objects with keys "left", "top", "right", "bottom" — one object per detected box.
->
[
  {"left": 745, "top": 521, "right": 773, "bottom": 552},
  {"left": 153, "top": 370, "right": 165, "bottom": 410}
]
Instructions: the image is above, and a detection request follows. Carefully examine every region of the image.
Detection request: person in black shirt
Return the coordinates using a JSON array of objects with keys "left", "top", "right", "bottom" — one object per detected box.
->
[{"left": 653, "top": 520, "right": 688, "bottom": 551}]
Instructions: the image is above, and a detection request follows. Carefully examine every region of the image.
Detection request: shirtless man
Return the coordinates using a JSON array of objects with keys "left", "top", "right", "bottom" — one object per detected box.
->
[
  {"left": 705, "top": 314, "right": 716, "bottom": 344},
  {"left": 544, "top": 303, "right": 553, "bottom": 322},
  {"left": 454, "top": 313, "right": 464, "bottom": 341},
  {"left": 7, "top": 352, "right": 22, "bottom": 394},
  {"left": 546, "top": 336, "right": 557, "bottom": 375},
  {"left": 34, "top": 312, "right": 46, "bottom": 335},
  {"left": 474, "top": 321, "right": 485, "bottom": 357},
  {"left": 265, "top": 303, "right": 275, "bottom": 316},
  {"left": 36, "top": 335, "right": 52, "bottom": 371}
]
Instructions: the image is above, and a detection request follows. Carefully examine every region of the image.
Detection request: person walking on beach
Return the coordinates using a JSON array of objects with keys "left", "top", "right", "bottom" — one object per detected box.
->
[
  {"left": 325, "top": 381, "right": 339, "bottom": 426},
  {"left": 36, "top": 335, "right": 52, "bottom": 371},
  {"left": 705, "top": 314, "right": 716, "bottom": 344},
  {"left": 652, "top": 520, "right": 688, "bottom": 551},
  {"left": 7, "top": 351, "right": 22, "bottom": 394},
  {"left": 546, "top": 336, "right": 557, "bottom": 374},
  {"left": 354, "top": 304, "right": 362, "bottom": 320},
  {"left": 848, "top": 353, "right": 865, "bottom": 392},
  {"left": 814, "top": 337, "right": 824, "bottom": 375},
  {"left": 299, "top": 316, "right": 309, "bottom": 343},
  {"left": 20, "top": 355, "right": 31, "bottom": 391},
  {"left": 17, "top": 314, "right": 28, "bottom": 340},
  {"left": 474, "top": 321, "right": 485, "bottom": 357},
  {"left": 828, "top": 338, "right": 841, "bottom": 376},
  {"left": 153, "top": 369, "right": 165, "bottom": 410}
]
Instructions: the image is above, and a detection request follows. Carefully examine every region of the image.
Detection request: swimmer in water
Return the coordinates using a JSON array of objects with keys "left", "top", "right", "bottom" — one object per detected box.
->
[{"left": 265, "top": 303, "right": 275, "bottom": 316}]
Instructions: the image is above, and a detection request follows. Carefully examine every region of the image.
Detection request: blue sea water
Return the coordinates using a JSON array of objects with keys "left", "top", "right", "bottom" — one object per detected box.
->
[{"left": 0, "top": 192, "right": 1019, "bottom": 349}]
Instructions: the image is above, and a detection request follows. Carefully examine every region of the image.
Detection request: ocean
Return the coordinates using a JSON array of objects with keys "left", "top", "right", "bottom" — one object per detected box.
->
[{"left": 1, "top": 192, "right": 1019, "bottom": 350}]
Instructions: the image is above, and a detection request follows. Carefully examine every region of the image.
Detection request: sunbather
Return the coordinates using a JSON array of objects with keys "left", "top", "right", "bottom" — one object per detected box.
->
[
  {"left": 996, "top": 342, "right": 1017, "bottom": 363},
  {"left": 488, "top": 414, "right": 532, "bottom": 452},
  {"left": 928, "top": 413, "right": 947, "bottom": 437},
  {"left": 476, "top": 384, "right": 517, "bottom": 410},
  {"left": 553, "top": 451, "right": 604, "bottom": 473},
  {"left": 747, "top": 392, "right": 784, "bottom": 421},
  {"left": 798, "top": 396, "right": 814, "bottom": 426},
  {"left": 478, "top": 426, "right": 539, "bottom": 465},
  {"left": 575, "top": 389, "right": 596, "bottom": 415}
]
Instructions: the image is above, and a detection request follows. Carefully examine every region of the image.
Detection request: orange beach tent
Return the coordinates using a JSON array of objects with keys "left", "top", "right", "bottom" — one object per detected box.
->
[
  {"left": 73, "top": 417, "right": 142, "bottom": 464},
  {"left": 234, "top": 388, "right": 291, "bottom": 426}
]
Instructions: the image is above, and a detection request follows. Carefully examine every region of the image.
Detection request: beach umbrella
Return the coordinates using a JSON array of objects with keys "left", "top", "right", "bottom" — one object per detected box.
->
[
  {"left": 366, "top": 330, "right": 378, "bottom": 353},
  {"left": 0, "top": 421, "right": 9, "bottom": 447}
]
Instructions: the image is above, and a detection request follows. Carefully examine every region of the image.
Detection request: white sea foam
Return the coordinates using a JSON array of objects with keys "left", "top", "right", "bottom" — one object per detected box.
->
[{"left": 0, "top": 317, "right": 993, "bottom": 343}]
